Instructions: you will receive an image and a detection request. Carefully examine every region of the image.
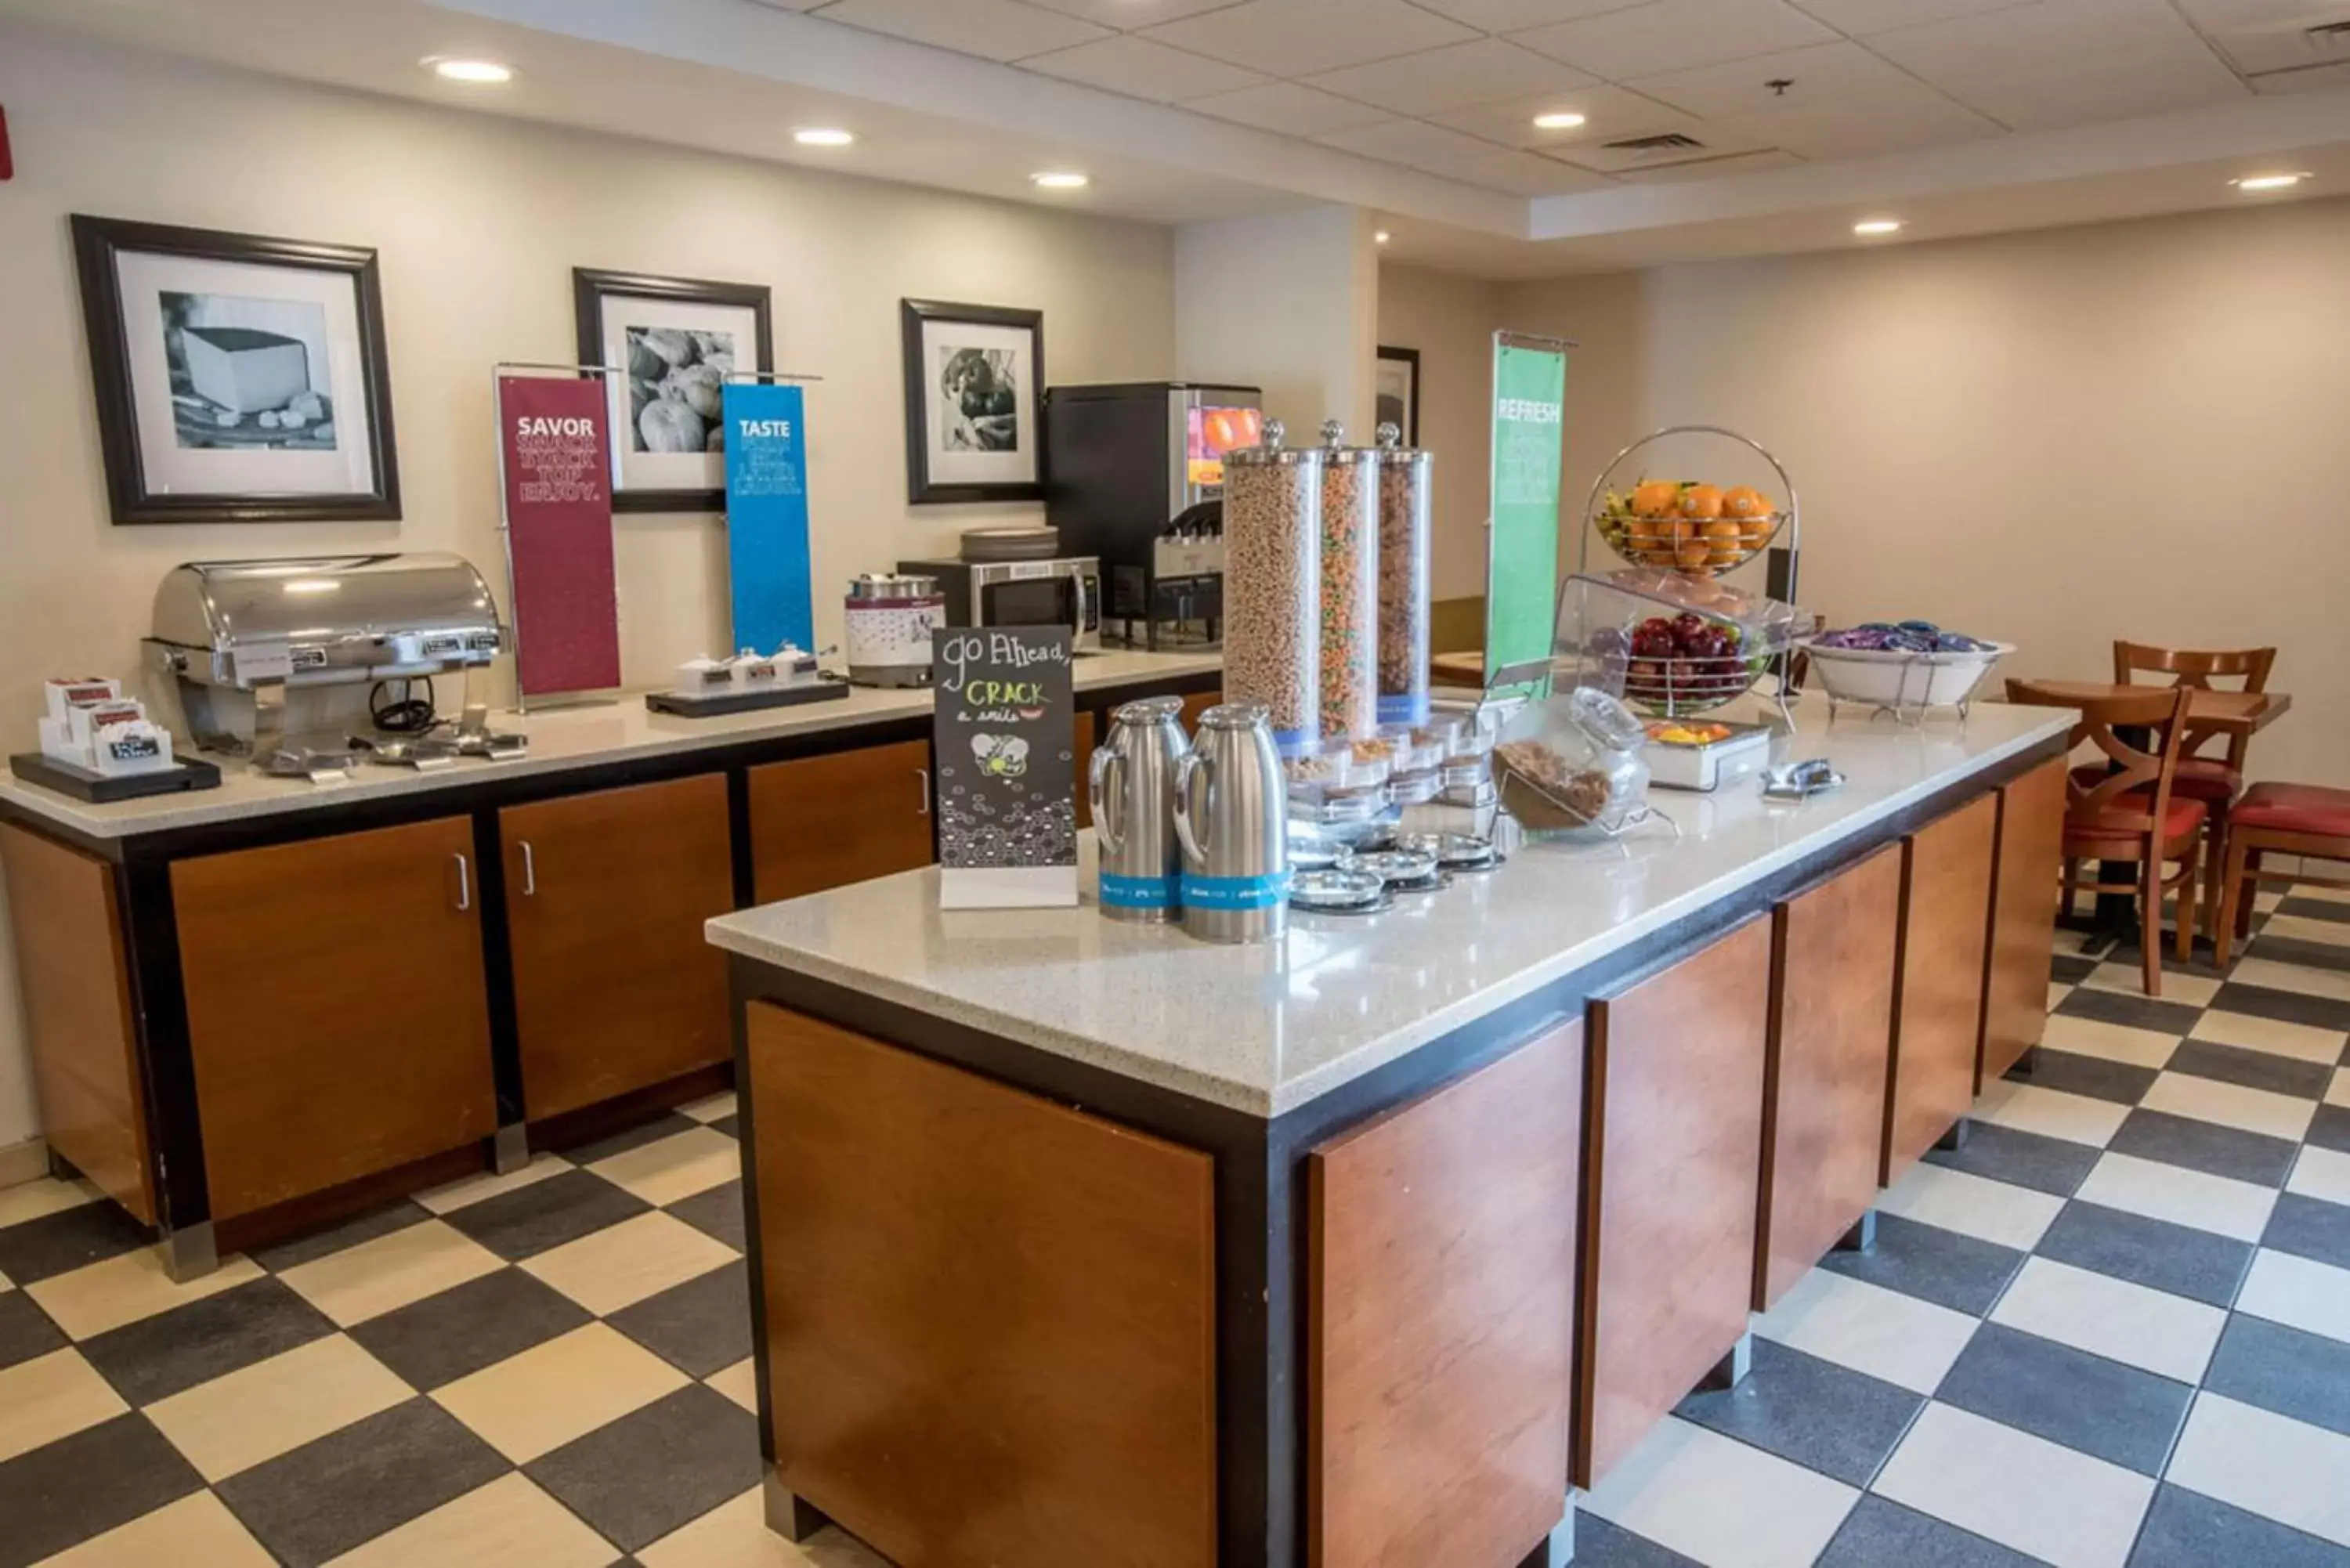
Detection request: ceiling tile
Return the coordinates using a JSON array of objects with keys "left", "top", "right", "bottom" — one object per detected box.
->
[
  {"left": 2186, "top": 0, "right": 2350, "bottom": 73},
  {"left": 1513, "top": 0, "right": 1841, "bottom": 78},
  {"left": 1141, "top": 0, "right": 1481, "bottom": 77},
  {"left": 1783, "top": 0, "right": 2038, "bottom": 36},
  {"left": 1614, "top": 146, "right": 1807, "bottom": 177},
  {"left": 1022, "top": 34, "right": 1273, "bottom": 97},
  {"left": 1020, "top": 0, "right": 1260, "bottom": 24},
  {"left": 1314, "top": 117, "right": 1619, "bottom": 190},
  {"left": 1303, "top": 38, "right": 1597, "bottom": 114},
  {"left": 1629, "top": 40, "right": 1923, "bottom": 114},
  {"left": 1867, "top": 0, "right": 2250, "bottom": 130},
  {"left": 1546, "top": 117, "right": 1773, "bottom": 170},
  {"left": 1429, "top": 82, "right": 1710, "bottom": 146},
  {"left": 2251, "top": 58, "right": 2350, "bottom": 88},
  {"left": 810, "top": 0, "right": 1112, "bottom": 60},
  {"left": 1415, "top": 0, "right": 1659, "bottom": 27},
  {"left": 1183, "top": 79, "right": 1401, "bottom": 132},
  {"left": 1470, "top": 148, "right": 1625, "bottom": 191},
  {"left": 1715, "top": 85, "right": 2005, "bottom": 155}
]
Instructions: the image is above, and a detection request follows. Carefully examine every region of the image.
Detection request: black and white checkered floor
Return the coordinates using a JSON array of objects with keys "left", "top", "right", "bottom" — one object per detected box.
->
[{"left": 2, "top": 886, "right": 2348, "bottom": 1566}]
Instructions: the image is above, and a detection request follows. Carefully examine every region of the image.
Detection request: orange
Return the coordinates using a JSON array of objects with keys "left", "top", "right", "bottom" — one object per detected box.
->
[
  {"left": 1679, "top": 483, "right": 1724, "bottom": 520},
  {"left": 1631, "top": 480, "right": 1681, "bottom": 517},
  {"left": 1723, "top": 486, "right": 1771, "bottom": 519}
]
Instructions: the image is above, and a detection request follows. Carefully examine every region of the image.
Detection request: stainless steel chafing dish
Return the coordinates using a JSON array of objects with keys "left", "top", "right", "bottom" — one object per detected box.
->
[{"left": 146, "top": 553, "right": 523, "bottom": 775}]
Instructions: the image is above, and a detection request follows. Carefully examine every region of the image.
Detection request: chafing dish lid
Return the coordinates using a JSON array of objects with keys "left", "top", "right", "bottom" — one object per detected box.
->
[{"left": 150, "top": 554, "right": 500, "bottom": 650}]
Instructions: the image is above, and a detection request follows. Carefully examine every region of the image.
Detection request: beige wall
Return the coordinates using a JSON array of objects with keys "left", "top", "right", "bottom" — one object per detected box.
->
[
  {"left": 1373, "top": 263, "right": 1502, "bottom": 604},
  {"left": 0, "top": 25, "right": 1177, "bottom": 1148},
  {"left": 1502, "top": 200, "right": 2350, "bottom": 788}
]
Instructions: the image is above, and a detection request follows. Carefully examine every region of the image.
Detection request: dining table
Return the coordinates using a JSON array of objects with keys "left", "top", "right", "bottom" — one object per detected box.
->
[{"left": 2017, "top": 681, "right": 2293, "bottom": 948}]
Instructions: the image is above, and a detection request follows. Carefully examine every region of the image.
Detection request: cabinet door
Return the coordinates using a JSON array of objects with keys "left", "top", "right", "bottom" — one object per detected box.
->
[
  {"left": 1178, "top": 689, "right": 1222, "bottom": 732},
  {"left": 1578, "top": 916, "right": 1770, "bottom": 1487},
  {"left": 1758, "top": 846, "right": 1900, "bottom": 1310},
  {"left": 1885, "top": 794, "right": 1998, "bottom": 1183},
  {"left": 173, "top": 817, "right": 495, "bottom": 1220},
  {"left": 503, "top": 774, "right": 735, "bottom": 1121},
  {"left": 1980, "top": 757, "right": 2066, "bottom": 1089},
  {"left": 1075, "top": 710, "right": 1097, "bottom": 830},
  {"left": 749, "top": 740, "right": 934, "bottom": 903}
]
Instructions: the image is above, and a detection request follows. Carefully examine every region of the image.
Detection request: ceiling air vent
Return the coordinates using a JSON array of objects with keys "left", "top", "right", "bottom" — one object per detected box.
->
[
  {"left": 1602, "top": 132, "right": 1706, "bottom": 154},
  {"left": 2309, "top": 19, "right": 2350, "bottom": 51}
]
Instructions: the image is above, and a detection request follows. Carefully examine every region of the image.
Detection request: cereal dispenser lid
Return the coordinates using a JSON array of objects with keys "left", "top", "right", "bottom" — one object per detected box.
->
[
  {"left": 1318, "top": 419, "right": 1375, "bottom": 465},
  {"left": 1372, "top": 421, "right": 1429, "bottom": 462},
  {"left": 1224, "top": 417, "right": 1320, "bottom": 468}
]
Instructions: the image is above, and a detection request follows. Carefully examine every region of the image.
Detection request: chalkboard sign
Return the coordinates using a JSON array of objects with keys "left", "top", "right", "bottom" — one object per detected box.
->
[{"left": 933, "top": 627, "right": 1079, "bottom": 909}]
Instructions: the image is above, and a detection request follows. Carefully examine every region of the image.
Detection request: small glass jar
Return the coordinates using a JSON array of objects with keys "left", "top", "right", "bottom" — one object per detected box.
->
[
  {"left": 1285, "top": 736, "right": 1396, "bottom": 840},
  {"left": 1379, "top": 722, "right": 1446, "bottom": 805},
  {"left": 1437, "top": 706, "right": 1502, "bottom": 793},
  {"left": 1492, "top": 686, "right": 1652, "bottom": 837}
]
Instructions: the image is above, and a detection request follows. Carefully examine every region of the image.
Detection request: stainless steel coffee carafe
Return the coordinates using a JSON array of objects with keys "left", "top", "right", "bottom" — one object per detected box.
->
[
  {"left": 1174, "top": 702, "right": 1290, "bottom": 944},
  {"left": 1090, "top": 696, "right": 1191, "bottom": 923}
]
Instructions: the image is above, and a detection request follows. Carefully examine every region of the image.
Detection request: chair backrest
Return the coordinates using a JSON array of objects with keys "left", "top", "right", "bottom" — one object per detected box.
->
[
  {"left": 2112, "top": 642, "right": 2276, "bottom": 769},
  {"left": 2007, "top": 679, "right": 2193, "bottom": 839}
]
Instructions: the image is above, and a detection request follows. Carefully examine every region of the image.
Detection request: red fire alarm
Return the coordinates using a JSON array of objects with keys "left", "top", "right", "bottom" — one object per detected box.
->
[{"left": 0, "top": 105, "right": 13, "bottom": 181}]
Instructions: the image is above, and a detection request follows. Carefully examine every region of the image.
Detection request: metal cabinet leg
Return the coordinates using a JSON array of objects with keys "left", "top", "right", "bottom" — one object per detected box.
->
[
  {"left": 763, "top": 1471, "right": 826, "bottom": 1542},
  {"left": 1935, "top": 1118, "right": 1971, "bottom": 1153},
  {"left": 1517, "top": 1498, "right": 1576, "bottom": 1566},
  {"left": 159, "top": 1222, "right": 218, "bottom": 1284},
  {"left": 1837, "top": 1211, "right": 1878, "bottom": 1253},
  {"left": 2011, "top": 1046, "right": 2040, "bottom": 1079},
  {"left": 493, "top": 1122, "right": 530, "bottom": 1176},
  {"left": 47, "top": 1145, "right": 80, "bottom": 1183},
  {"left": 1700, "top": 1329, "right": 1754, "bottom": 1392}
]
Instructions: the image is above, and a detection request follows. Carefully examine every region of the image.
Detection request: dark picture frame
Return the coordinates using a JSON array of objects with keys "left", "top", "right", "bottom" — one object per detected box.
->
[
  {"left": 573, "top": 268, "right": 774, "bottom": 514},
  {"left": 1376, "top": 344, "right": 1421, "bottom": 447},
  {"left": 70, "top": 215, "right": 401, "bottom": 525},
  {"left": 900, "top": 298, "right": 1046, "bottom": 504}
]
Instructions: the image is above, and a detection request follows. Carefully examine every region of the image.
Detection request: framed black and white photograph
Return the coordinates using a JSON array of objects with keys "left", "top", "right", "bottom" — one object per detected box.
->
[
  {"left": 1376, "top": 344, "right": 1421, "bottom": 447},
  {"left": 900, "top": 298, "right": 1044, "bottom": 504},
  {"left": 574, "top": 268, "right": 773, "bottom": 513},
  {"left": 71, "top": 215, "right": 400, "bottom": 525}
]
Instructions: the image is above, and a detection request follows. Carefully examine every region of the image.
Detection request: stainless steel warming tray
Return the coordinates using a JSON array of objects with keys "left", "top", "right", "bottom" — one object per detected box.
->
[{"left": 146, "top": 553, "right": 521, "bottom": 775}]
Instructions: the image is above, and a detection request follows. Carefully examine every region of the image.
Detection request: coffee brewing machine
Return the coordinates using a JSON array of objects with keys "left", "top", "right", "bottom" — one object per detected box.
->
[{"left": 1042, "top": 381, "right": 1260, "bottom": 650}]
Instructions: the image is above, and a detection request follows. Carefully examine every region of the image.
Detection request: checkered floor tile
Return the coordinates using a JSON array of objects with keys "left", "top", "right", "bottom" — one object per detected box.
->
[
  {"left": 0, "top": 1093, "right": 887, "bottom": 1567},
  {"left": 7, "top": 892, "right": 2350, "bottom": 1565},
  {"left": 1585, "top": 883, "right": 2350, "bottom": 1567}
]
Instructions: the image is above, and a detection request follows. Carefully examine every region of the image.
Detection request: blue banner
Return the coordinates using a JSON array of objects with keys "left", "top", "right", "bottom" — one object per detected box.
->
[{"left": 721, "top": 382, "right": 814, "bottom": 656}]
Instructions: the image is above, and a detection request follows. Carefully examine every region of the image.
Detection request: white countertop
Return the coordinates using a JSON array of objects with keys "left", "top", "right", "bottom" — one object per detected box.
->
[
  {"left": 707, "top": 697, "right": 2075, "bottom": 1118},
  {"left": 0, "top": 651, "right": 1220, "bottom": 840}
]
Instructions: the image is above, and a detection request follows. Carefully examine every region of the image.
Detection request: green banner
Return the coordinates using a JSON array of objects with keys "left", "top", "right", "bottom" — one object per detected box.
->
[{"left": 1486, "top": 337, "right": 1568, "bottom": 686}]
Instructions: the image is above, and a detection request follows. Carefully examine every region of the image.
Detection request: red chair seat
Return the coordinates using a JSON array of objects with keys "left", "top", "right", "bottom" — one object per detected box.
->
[
  {"left": 2067, "top": 793, "right": 2207, "bottom": 846},
  {"left": 2234, "top": 782, "right": 2350, "bottom": 838},
  {"left": 2070, "top": 761, "right": 2240, "bottom": 803}
]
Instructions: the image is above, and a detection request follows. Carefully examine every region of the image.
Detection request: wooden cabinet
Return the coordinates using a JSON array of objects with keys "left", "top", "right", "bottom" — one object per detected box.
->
[
  {"left": 1578, "top": 917, "right": 1771, "bottom": 1487},
  {"left": 748, "top": 740, "right": 935, "bottom": 903},
  {"left": 1885, "top": 794, "right": 1998, "bottom": 1183},
  {"left": 1980, "top": 758, "right": 2066, "bottom": 1089},
  {"left": 1758, "top": 846, "right": 1900, "bottom": 1310},
  {"left": 172, "top": 817, "right": 496, "bottom": 1220},
  {"left": 502, "top": 775, "right": 736, "bottom": 1121},
  {"left": 1075, "top": 710, "right": 1097, "bottom": 830},
  {"left": 747, "top": 1004, "right": 1215, "bottom": 1568},
  {"left": 1311, "top": 1021, "right": 1579, "bottom": 1568},
  {"left": 1179, "top": 689, "right": 1222, "bottom": 732},
  {"left": 0, "top": 825, "right": 154, "bottom": 1224}
]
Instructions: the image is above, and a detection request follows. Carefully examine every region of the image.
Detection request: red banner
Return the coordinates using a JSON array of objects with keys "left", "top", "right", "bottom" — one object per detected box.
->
[{"left": 499, "top": 375, "right": 620, "bottom": 697}]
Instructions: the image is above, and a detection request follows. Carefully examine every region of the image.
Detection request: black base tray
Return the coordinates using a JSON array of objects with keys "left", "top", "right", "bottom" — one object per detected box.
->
[
  {"left": 643, "top": 679, "right": 852, "bottom": 718},
  {"left": 11, "top": 752, "right": 223, "bottom": 802}
]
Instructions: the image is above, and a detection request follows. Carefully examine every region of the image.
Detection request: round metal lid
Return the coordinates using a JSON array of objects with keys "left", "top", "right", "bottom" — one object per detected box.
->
[
  {"left": 1290, "top": 868, "right": 1387, "bottom": 912},
  {"left": 1198, "top": 699, "right": 1272, "bottom": 731},
  {"left": 846, "top": 573, "right": 940, "bottom": 601},
  {"left": 1109, "top": 695, "right": 1186, "bottom": 725},
  {"left": 1223, "top": 417, "right": 1321, "bottom": 469},
  {"left": 1372, "top": 421, "right": 1430, "bottom": 464},
  {"left": 1318, "top": 419, "right": 1374, "bottom": 465}
]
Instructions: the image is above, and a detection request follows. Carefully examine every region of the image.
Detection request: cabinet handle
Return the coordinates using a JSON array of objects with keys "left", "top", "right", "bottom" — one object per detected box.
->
[
  {"left": 916, "top": 768, "right": 931, "bottom": 816},
  {"left": 519, "top": 840, "right": 537, "bottom": 898},
  {"left": 454, "top": 852, "right": 472, "bottom": 912}
]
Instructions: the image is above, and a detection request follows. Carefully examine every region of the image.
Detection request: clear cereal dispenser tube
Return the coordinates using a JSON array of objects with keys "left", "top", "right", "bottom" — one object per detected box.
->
[
  {"left": 1318, "top": 421, "right": 1379, "bottom": 742},
  {"left": 1221, "top": 418, "right": 1324, "bottom": 756},
  {"left": 1373, "top": 422, "right": 1433, "bottom": 727}
]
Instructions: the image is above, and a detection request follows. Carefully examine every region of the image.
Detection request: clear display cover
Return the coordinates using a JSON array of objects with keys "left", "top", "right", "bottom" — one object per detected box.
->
[{"left": 1553, "top": 568, "right": 1810, "bottom": 718}]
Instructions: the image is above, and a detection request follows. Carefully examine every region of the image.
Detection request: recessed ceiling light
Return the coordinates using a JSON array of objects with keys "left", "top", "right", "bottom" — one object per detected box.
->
[
  {"left": 1031, "top": 171, "right": 1089, "bottom": 190},
  {"left": 1374, "top": 229, "right": 1391, "bottom": 245},
  {"left": 2231, "top": 172, "right": 2308, "bottom": 192},
  {"left": 1853, "top": 218, "right": 1904, "bottom": 237},
  {"left": 425, "top": 57, "right": 513, "bottom": 84},
  {"left": 1532, "top": 111, "right": 1588, "bottom": 131},
  {"left": 794, "top": 128, "right": 855, "bottom": 147}
]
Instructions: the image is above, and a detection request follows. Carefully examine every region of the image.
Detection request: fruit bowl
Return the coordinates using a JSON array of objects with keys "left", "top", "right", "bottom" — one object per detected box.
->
[
  {"left": 1593, "top": 479, "right": 1784, "bottom": 578},
  {"left": 1557, "top": 569, "right": 1807, "bottom": 719},
  {"left": 1800, "top": 635, "right": 2015, "bottom": 711}
]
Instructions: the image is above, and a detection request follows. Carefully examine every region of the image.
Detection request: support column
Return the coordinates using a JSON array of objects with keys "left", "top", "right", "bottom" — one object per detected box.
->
[{"left": 1174, "top": 204, "right": 1379, "bottom": 439}]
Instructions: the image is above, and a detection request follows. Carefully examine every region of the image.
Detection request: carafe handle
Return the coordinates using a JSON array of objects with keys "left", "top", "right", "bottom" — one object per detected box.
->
[
  {"left": 1089, "top": 746, "right": 1123, "bottom": 857},
  {"left": 1173, "top": 751, "right": 1210, "bottom": 866}
]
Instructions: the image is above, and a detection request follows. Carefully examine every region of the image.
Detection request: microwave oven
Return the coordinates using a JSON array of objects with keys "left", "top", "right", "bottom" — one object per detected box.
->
[{"left": 895, "top": 556, "right": 1101, "bottom": 652}]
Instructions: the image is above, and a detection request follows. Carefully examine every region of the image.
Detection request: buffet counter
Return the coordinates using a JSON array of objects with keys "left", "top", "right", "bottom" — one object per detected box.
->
[
  {"left": 0, "top": 652, "right": 1220, "bottom": 1276},
  {"left": 708, "top": 696, "right": 2077, "bottom": 1568}
]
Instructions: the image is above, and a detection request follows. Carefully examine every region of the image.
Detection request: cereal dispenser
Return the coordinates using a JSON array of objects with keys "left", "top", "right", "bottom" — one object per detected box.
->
[{"left": 1220, "top": 419, "right": 1323, "bottom": 757}]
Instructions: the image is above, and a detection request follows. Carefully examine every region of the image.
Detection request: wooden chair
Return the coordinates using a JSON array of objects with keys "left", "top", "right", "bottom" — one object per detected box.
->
[
  {"left": 2008, "top": 680, "right": 2202, "bottom": 997},
  {"left": 2113, "top": 642, "right": 2277, "bottom": 938},
  {"left": 2213, "top": 787, "right": 2350, "bottom": 966}
]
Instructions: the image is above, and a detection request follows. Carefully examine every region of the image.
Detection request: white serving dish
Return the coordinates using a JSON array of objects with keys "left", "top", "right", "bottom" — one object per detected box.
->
[
  {"left": 1801, "top": 640, "right": 2015, "bottom": 710},
  {"left": 1644, "top": 722, "right": 1772, "bottom": 791}
]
